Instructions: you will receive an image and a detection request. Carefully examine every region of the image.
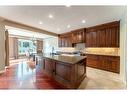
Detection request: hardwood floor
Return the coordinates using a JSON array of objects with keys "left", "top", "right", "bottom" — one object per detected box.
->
[
  {"left": 0, "top": 59, "right": 126, "bottom": 89},
  {"left": 0, "top": 59, "right": 65, "bottom": 89}
]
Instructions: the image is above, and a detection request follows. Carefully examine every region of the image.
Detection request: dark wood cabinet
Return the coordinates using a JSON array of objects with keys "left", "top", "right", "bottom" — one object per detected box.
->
[
  {"left": 54, "top": 62, "right": 71, "bottom": 82},
  {"left": 72, "top": 28, "right": 86, "bottom": 44},
  {"left": 86, "top": 30, "right": 97, "bottom": 47},
  {"left": 58, "top": 33, "right": 72, "bottom": 47},
  {"left": 86, "top": 54, "right": 98, "bottom": 68},
  {"left": 59, "top": 21, "right": 119, "bottom": 47},
  {"left": 111, "top": 26, "right": 119, "bottom": 47},
  {"left": 105, "top": 26, "right": 119, "bottom": 47},
  {"left": 105, "top": 28, "right": 112, "bottom": 47},
  {"left": 43, "top": 58, "right": 54, "bottom": 76},
  {"left": 58, "top": 28, "right": 86, "bottom": 47},
  {"left": 86, "top": 31, "right": 91, "bottom": 47},
  {"left": 86, "top": 21, "right": 120, "bottom": 47},
  {"left": 106, "top": 56, "right": 120, "bottom": 73},
  {"left": 43, "top": 58, "right": 86, "bottom": 89},
  {"left": 86, "top": 54, "right": 120, "bottom": 73},
  {"left": 98, "top": 29, "right": 106, "bottom": 47}
]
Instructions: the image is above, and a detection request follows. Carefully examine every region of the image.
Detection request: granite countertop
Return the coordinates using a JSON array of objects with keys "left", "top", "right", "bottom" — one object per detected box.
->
[{"left": 36, "top": 53, "right": 87, "bottom": 64}]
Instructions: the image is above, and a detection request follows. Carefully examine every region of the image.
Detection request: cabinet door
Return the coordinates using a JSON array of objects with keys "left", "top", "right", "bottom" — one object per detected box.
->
[
  {"left": 86, "top": 31, "right": 91, "bottom": 47},
  {"left": 54, "top": 62, "right": 72, "bottom": 82},
  {"left": 86, "top": 54, "right": 98, "bottom": 68},
  {"left": 61, "top": 36, "right": 68, "bottom": 47},
  {"left": 97, "top": 29, "right": 106, "bottom": 47},
  {"left": 72, "top": 32, "right": 77, "bottom": 43},
  {"left": 86, "top": 31, "right": 95, "bottom": 47},
  {"left": 43, "top": 58, "right": 53, "bottom": 76},
  {"left": 83, "top": 29, "right": 86, "bottom": 43},
  {"left": 58, "top": 33, "right": 72, "bottom": 47},
  {"left": 110, "top": 60, "right": 120, "bottom": 73},
  {"left": 106, "top": 26, "right": 119, "bottom": 47},
  {"left": 107, "top": 57, "right": 120, "bottom": 73},
  {"left": 105, "top": 28, "right": 112, "bottom": 47},
  {"left": 98, "top": 56, "right": 107, "bottom": 70},
  {"left": 58, "top": 37, "right": 62, "bottom": 47},
  {"left": 72, "top": 29, "right": 85, "bottom": 44},
  {"left": 91, "top": 31, "right": 97, "bottom": 47},
  {"left": 64, "top": 37, "right": 68, "bottom": 47},
  {"left": 111, "top": 27, "right": 119, "bottom": 47},
  {"left": 86, "top": 31, "right": 97, "bottom": 47},
  {"left": 61, "top": 37, "right": 64, "bottom": 47},
  {"left": 77, "top": 29, "right": 84, "bottom": 43},
  {"left": 67, "top": 34, "right": 72, "bottom": 47}
]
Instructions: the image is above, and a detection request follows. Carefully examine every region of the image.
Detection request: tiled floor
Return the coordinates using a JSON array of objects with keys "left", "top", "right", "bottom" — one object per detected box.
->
[
  {"left": 79, "top": 67, "right": 127, "bottom": 89},
  {"left": 0, "top": 59, "right": 126, "bottom": 89}
]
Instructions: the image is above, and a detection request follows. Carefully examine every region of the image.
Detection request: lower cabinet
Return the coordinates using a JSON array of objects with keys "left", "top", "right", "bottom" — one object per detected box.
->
[
  {"left": 86, "top": 54, "right": 98, "bottom": 68},
  {"left": 54, "top": 62, "right": 72, "bottom": 82},
  {"left": 43, "top": 58, "right": 54, "bottom": 76},
  {"left": 86, "top": 54, "right": 120, "bottom": 73},
  {"left": 43, "top": 58, "right": 86, "bottom": 89},
  {"left": 106, "top": 57, "right": 120, "bottom": 73}
]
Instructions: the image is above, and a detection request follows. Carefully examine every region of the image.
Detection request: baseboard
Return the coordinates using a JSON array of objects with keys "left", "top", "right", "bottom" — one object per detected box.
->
[{"left": 0, "top": 70, "right": 5, "bottom": 74}]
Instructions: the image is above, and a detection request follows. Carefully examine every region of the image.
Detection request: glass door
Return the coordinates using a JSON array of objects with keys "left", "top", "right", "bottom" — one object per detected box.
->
[{"left": 18, "top": 39, "right": 37, "bottom": 57}]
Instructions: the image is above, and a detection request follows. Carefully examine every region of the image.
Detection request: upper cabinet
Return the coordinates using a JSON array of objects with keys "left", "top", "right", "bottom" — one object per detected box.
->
[
  {"left": 58, "top": 32, "right": 72, "bottom": 47},
  {"left": 58, "top": 21, "right": 120, "bottom": 48},
  {"left": 71, "top": 28, "right": 86, "bottom": 44},
  {"left": 58, "top": 28, "right": 86, "bottom": 47},
  {"left": 86, "top": 21, "right": 120, "bottom": 47}
]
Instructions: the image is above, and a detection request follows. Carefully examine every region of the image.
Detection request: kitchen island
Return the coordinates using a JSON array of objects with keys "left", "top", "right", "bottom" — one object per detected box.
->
[{"left": 36, "top": 53, "right": 87, "bottom": 89}]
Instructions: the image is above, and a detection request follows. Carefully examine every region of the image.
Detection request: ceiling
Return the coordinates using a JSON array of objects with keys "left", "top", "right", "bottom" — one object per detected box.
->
[
  {"left": 0, "top": 6, "right": 127, "bottom": 34},
  {"left": 6, "top": 26, "right": 55, "bottom": 39}
]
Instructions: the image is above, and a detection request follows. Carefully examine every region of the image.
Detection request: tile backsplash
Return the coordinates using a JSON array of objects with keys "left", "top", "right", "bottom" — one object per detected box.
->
[
  {"left": 75, "top": 43, "right": 85, "bottom": 51},
  {"left": 58, "top": 47, "right": 76, "bottom": 53},
  {"left": 85, "top": 48, "right": 120, "bottom": 56},
  {"left": 57, "top": 43, "right": 85, "bottom": 53},
  {"left": 58, "top": 43, "right": 120, "bottom": 56}
]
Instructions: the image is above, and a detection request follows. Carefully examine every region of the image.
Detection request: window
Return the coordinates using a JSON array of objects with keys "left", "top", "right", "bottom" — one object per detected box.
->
[
  {"left": 23, "top": 42, "right": 29, "bottom": 47},
  {"left": 18, "top": 39, "right": 37, "bottom": 55}
]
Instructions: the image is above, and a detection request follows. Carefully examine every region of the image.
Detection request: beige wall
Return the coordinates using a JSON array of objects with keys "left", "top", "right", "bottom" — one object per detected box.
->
[
  {"left": 120, "top": 10, "right": 127, "bottom": 85},
  {"left": 9, "top": 37, "right": 15, "bottom": 59},
  {"left": 9, "top": 37, "right": 18, "bottom": 59},
  {"left": 0, "top": 18, "right": 5, "bottom": 73}
]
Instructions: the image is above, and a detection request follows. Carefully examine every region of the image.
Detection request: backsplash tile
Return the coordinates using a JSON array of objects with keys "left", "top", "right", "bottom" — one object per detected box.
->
[
  {"left": 85, "top": 48, "right": 120, "bottom": 56},
  {"left": 58, "top": 43, "right": 119, "bottom": 56},
  {"left": 58, "top": 47, "right": 76, "bottom": 53}
]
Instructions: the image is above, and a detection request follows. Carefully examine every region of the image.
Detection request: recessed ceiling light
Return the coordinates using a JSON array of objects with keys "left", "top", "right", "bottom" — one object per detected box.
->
[
  {"left": 48, "top": 14, "right": 53, "bottom": 18},
  {"left": 82, "top": 20, "right": 86, "bottom": 23},
  {"left": 67, "top": 25, "right": 70, "bottom": 28},
  {"left": 66, "top": 5, "right": 71, "bottom": 7},
  {"left": 38, "top": 21, "right": 43, "bottom": 25}
]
